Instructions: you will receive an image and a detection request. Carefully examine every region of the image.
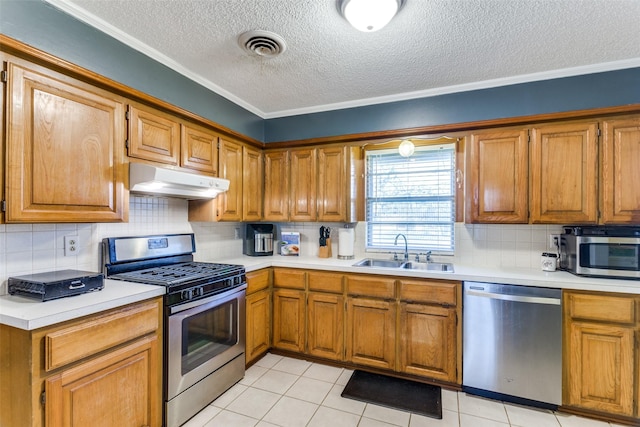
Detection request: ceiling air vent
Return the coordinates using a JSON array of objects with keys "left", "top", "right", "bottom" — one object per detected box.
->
[{"left": 238, "top": 30, "right": 287, "bottom": 58}]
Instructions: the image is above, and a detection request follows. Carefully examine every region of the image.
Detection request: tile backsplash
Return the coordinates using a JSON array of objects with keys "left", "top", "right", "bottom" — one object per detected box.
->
[{"left": 0, "top": 196, "right": 562, "bottom": 295}]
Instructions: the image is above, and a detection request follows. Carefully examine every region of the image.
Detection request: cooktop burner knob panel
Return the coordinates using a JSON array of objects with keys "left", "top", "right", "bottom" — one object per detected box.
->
[{"left": 181, "top": 289, "right": 193, "bottom": 301}]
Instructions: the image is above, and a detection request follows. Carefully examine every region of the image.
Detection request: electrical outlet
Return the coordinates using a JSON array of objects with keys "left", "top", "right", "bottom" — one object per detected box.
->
[
  {"left": 64, "top": 235, "right": 79, "bottom": 256},
  {"left": 549, "top": 234, "right": 560, "bottom": 250}
]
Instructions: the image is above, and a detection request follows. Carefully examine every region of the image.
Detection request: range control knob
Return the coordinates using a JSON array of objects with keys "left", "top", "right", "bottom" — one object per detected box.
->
[{"left": 181, "top": 289, "right": 193, "bottom": 301}]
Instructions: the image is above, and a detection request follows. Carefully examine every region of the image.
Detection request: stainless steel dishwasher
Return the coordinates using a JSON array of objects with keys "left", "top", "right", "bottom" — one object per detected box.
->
[{"left": 463, "top": 282, "right": 562, "bottom": 407}]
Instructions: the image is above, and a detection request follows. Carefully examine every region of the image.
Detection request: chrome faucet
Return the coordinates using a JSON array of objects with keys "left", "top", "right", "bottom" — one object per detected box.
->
[{"left": 394, "top": 234, "right": 409, "bottom": 261}]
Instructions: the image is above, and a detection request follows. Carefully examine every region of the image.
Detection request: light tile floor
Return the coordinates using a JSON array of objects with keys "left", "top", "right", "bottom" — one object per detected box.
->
[{"left": 183, "top": 353, "right": 629, "bottom": 427}]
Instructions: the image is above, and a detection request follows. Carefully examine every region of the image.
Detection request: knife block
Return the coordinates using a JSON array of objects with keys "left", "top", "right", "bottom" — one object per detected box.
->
[{"left": 318, "top": 238, "right": 332, "bottom": 258}]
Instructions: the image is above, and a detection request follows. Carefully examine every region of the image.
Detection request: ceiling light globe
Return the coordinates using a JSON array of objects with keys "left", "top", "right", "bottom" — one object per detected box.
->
[
  {"left": 398, "top": 140, "right": 415, "bottom": 157},
  {"left": 342, "top": 0, "right": 401, "bottom": 32}
]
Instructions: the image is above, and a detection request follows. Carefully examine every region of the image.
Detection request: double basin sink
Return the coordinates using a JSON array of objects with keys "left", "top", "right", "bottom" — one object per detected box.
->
[{"left": 352, "top": 258, "right": 454, "bottom": 273}]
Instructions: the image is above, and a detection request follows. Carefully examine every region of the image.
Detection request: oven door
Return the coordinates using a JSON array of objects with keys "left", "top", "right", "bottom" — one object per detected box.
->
[{"left": 167, "top": 285, "right": 246, "bottom": 400}]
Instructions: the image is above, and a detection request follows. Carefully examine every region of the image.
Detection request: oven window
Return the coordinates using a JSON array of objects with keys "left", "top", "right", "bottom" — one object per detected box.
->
[
  {"left": 581, "top": 243, "right": 640, "bottom": 270},
  {"left": 181, "top": 299, "right": 238, "bottom": 374}
]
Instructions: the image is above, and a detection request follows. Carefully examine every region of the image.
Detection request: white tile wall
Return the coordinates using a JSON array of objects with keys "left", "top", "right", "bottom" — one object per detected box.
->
[{"left": 0, "top": 198, "right": 563, "bottom": 295}]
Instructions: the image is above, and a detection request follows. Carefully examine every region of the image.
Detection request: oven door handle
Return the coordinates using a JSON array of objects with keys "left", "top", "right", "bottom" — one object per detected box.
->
[{"left": 169, "top": 284, "right": 247, "bottom": 314}]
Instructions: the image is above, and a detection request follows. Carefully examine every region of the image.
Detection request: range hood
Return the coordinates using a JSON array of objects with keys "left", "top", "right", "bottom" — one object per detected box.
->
[{"left": 129, "top": 163, "right": 229, "bottom": 200}]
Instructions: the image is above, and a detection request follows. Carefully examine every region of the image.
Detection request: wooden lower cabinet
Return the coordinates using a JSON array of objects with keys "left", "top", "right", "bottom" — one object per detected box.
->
[
  {"left": 246, "top": 289, "right": 271, "bottom": 364},
  {"left": 399, "top": 303, "right": 457, "bottom": 382},
  {"left": 45, "top": 336, "right": 159, "bottom": 427},
  {"left": 346, "top": 297, "right": 396, "bottom": 370},
  {"left": 307, "top": 292, "right": 344, "bottom": 361},
  {"left": 0, "top": 297, "right": 163, "bottom": 427},
  {"left": 272, "top": 288, "right": 306, "bottom": 353},
  {"left": 563, "top": 291, "right": 639, "bottom": 421}
]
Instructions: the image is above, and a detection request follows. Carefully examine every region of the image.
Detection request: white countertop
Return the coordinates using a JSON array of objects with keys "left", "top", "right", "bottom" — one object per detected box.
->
[
  {"left": 0, "top": 279, "right": 165, "bottom": 330},
  {"left": 217, "top": 254, "right": 640, "bottom": 295},
  {"left": 2, "top": 256, "right": 637, "bottom": 331}
]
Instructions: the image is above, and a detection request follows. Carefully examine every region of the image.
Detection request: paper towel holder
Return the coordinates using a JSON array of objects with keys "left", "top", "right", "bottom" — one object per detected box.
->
[{"left": 338, "top": 227, "right": 355, "bottom": 260}]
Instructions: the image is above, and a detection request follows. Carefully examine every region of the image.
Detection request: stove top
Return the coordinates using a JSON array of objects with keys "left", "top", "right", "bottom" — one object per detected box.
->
[
  {"left": 102, "top": 234, "right": 246, "bottom": 306},
  {"left": 110, "top": 262, "right": 244, "bottom": 287}
]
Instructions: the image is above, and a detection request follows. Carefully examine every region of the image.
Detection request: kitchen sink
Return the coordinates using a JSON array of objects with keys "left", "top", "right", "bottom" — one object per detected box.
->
[
  {"left": 352, "top": 258, "right": 454, "bottom": 272},
  {"left": 352, "top": 258, "right": 406, "bottom": 268},
  {"left": 402, "top": 261, "right": 454, "bottom": 272}
]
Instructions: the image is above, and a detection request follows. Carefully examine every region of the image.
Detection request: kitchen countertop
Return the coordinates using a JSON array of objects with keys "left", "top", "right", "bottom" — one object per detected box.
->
[
  {"left": 215, "top": 254, "right": 640, "bottom": 295},
  {"left": 2, "top": 255, "right": 637, "bottom": 331},
  {"left": 0, "top": 279, "right": 165, "bottom": 330}
]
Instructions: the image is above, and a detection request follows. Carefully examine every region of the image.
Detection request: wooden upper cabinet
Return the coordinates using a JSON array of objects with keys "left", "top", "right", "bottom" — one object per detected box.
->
[
  {"left": 466, "top": 129, "right": 529, "bottom": 223},
  {"left": 264, "top": 150, "right": 290, "bottom": 221},
  {"left": 242, "top": 145, "right": 264, "bottom": 221},
  {"left": 601, "top": 115, "right": 640, "bottom": 224},
  {"left": 181, "top": 123, "right": 218, "bottom": 174},
  {"left": 289, "top": 148, "right": 317, "bottom": 221},
  {"left": 318, "top": 146, "right": 347, "bottom": 221},
  {"left": 127, "top": 103, "right": 180, "bottom": 166},
  {"left": 530, "top": 121, "right": 599, "bottom": 224},
  {"left": 5, "top": 60, "right": 127, "bottom": 223},
  {"left": 217, "top": 138, "right": 243, "bottom": 221}
]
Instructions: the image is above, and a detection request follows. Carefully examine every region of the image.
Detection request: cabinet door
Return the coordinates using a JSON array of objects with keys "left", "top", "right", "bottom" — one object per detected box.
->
[
  {"left": 307, "top": 293, "right": 344, "bottom": 361},
  {"left": 242, "top": 146, "right": 264, "bottom": 221},
  {"left": 318, "top": 146, "right": 347, "bottom": 221},
  {"left": 246, "top": 289, "right": 271, "bottom": 364},
  {"left": 272, "top": 289, "right": 305, "bottom": 353},
  {"left": 217, "top": 138, "right": 243, "bottom": 221},
  {"left": 346, "top": 297, "right": 396, "bottom": 370},
  {"left": 181, "top": 123, "right": 218, "bottom": 174},
  {"left": 530, "top": 122, "right": 598, "bottom": 224},
  {"left": 127, "top": 103, "right": 180, "bottom": 165},
  {"left": 565, "top": 321, "right": 635, "bottom": 416},
  {"left": 290, "top": 148, "right": 317, "bottom": 221},
  {"left": 399, "top": 303, "right": 457, "bottom": 382},
  {"left": 466, "top": 129, "right": 528, "bottom": 223},
  {"left": 46, "top": 336, "right": 160, "bottom": 427},
  {"left": 601, "top": 116, "right": 640, "bottom": 224},
  {"left": 264, "top": 150, "right": 290, "bottom": 221},
  {"left": 6, "top": 61, "right": 126, "bottom": 223}
]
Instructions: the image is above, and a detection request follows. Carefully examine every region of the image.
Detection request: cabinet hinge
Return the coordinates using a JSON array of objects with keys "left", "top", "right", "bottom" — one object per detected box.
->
[
  {"left": 596, "top": 128, "right": 601, "bottom": 137},
  {"left": 1, "top": 200, "right": 6, "bottom": 212},
  {"left": 125, "top": 111, "right": 130, "bottom": 120},
  {"left": 0, "top": 70, "right": 7, "bottom": 83},
  {"left": 40, "top": 391, "right": 46, "bottom": 406},
  {"left": 125, "top": 139, "right": 129, "bottom": 149}
]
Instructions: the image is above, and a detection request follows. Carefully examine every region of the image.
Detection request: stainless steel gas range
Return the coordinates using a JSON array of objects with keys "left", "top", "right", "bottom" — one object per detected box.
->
[{"left": 103, "top": 233, "right": 246, "bottom": 427}]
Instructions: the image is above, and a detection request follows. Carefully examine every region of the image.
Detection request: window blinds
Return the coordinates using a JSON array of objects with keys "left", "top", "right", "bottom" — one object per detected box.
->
[{"left": 365, "top": 144, "right": 456, "bottom": 253}]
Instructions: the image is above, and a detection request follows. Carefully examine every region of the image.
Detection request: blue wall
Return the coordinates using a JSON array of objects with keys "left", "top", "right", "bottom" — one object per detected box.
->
[
  {"left": 2, "top": 1, "right": 639, "bottom": 144},
  {"left": 264, "top": 68, "right": 640, "bottom": 142}
]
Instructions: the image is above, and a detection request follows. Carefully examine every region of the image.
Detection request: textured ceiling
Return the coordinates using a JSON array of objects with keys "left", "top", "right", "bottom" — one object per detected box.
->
[{"left": 47, "top": 0, "right": 640, "bottom": 118}]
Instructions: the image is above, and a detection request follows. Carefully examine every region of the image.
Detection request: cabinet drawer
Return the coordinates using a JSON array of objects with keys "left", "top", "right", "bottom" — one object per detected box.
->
[
  {"left": 246, "top": 269, "right": 271, "bottom": 294},
  {"left": 308, "top": 271, "right": 344, "bottom": 293},
  {"left": 566, "top": 292, "right": 636, "bottom": 324},
  {"left": 45, "top": 299, "right": 160, "bottom": 371},
  {"left": 399, "top": 280, "right": 459, "bottom": 306},
  {"left": 346, "top": 275, "right": 396, "bottom": 299},
  {"left": 273, "top": 268, "right": 306, "bottom": 289}
]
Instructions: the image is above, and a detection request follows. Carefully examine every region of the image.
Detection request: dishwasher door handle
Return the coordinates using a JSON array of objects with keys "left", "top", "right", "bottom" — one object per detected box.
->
[{"left": 466, "top": 289, "right": 561, "bottom": 305}]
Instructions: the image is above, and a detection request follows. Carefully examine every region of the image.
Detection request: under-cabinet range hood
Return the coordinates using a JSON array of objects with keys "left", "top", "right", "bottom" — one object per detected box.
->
[{"left": 129, "top": 163, "right": 229, "bottom": 200}]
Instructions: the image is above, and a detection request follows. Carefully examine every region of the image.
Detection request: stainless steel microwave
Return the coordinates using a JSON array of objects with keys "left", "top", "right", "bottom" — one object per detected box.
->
[{"left": 559, "top": 226, "right": 640, "bottom": 280}]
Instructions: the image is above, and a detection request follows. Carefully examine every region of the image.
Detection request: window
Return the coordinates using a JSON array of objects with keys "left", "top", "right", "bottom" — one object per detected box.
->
[{"left": 365, "top": 143, "right": 456, "bottom": 253}]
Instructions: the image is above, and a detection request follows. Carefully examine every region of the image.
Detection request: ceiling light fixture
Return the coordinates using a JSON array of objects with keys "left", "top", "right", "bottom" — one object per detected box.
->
[{"left": 339, "top": 0, "right": 405, "bottom": 32}]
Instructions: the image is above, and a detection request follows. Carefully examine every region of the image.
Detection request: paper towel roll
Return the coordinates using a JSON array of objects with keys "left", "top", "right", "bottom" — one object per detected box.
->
[{"left": 338, "top": 228, "right": 355, "bottom": 259}]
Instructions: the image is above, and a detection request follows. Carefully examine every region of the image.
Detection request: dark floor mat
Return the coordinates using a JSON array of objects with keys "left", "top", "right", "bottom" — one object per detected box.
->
[{"left": 341, "top": 370, "right": 442, "bottom": 419}]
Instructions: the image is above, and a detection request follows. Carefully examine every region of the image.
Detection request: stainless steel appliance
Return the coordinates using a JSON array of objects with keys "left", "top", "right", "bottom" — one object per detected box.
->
[
  {"left": 559, "top": 225, "right": 640, "bottom": 279},
  {"left": 103, "top": 234, "right": 246, "bottom": 427},
  {"left": 463, "top": 282, "right": 562, "bottom": 407},
  {"left": 243, "top": 223, "right": 274, "bottom": 256}
]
